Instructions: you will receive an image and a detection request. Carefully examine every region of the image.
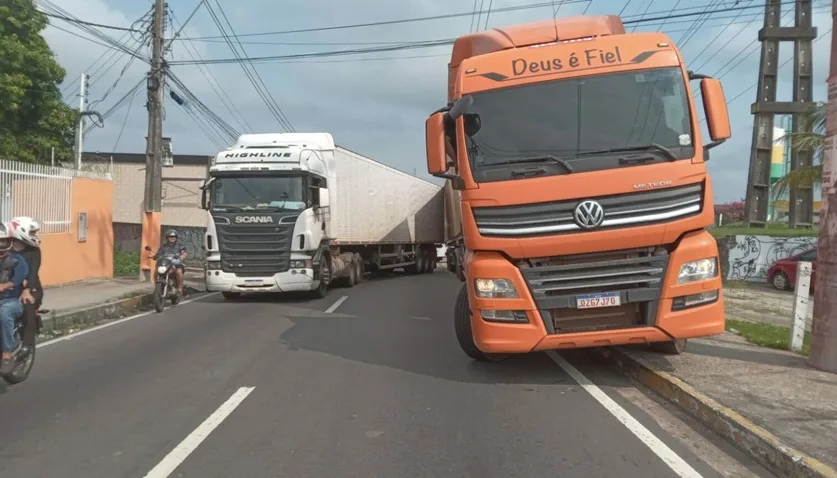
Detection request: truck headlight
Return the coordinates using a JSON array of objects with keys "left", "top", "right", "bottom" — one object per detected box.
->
[
  {"left": 474, "top": 278, "right": 518, "bottom": 299},
  {"left": 157, "top": 265, "right": 168, "bottom": 274},
  {"left": 206, "top": 261, "right": 222, "bottom": 271},
  {"left": 290, "top": 259, "right": 312, "bottom": 269},
  {"left": 677, "top": 258, "right": 717, "bottom": 284}
]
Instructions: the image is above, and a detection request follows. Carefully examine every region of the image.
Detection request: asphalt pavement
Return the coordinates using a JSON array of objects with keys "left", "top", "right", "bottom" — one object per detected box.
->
[{"left": 0, "top": 269, "right": 773, "bottom": 478}]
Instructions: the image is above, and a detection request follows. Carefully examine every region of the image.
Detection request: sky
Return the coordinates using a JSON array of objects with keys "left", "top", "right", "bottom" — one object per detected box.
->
[{"left": 40, "top": 0, "right": 834, "bottom": 203}]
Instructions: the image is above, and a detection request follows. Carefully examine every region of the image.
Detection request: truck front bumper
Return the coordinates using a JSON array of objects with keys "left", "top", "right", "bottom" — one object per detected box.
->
[
  {"left": 205, "top": 269, "right": 317, "bottom": 293},
  {"left": 466, "top": 230, "right": 726, "bottom": 354}
]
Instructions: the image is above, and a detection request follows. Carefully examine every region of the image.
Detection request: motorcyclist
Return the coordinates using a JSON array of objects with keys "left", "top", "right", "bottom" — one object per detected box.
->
[
  {"left": 8, "top": 217, "right": 42, "bottom": 353},
  {"left": 0, "top": 223, "right": 29, "bottom": 375},
  {"left": 156, "top": 229, "right": 188, "bottom": 296}
]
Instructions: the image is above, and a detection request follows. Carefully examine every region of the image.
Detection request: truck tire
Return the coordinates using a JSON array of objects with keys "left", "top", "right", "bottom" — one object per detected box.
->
[
  {"left": 423, "top": 247, "right": 435, "bottom": 273},
  {"left": 651, "top": 339, "right": 688, "bottom": 355},
  {"left": 312, "top": 252, "right": 331, "bottom": 298},
  {"left": 454, "top": 284, "right": 507, "bottom": 362},
  {"left": 353, "top": 253, "right": 363, "bottom": 283}
]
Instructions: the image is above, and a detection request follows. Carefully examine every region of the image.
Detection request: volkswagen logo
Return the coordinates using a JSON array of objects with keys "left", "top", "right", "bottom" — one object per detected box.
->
[{"left": 573, "top": 200, "right": 605, "bottom": 229}]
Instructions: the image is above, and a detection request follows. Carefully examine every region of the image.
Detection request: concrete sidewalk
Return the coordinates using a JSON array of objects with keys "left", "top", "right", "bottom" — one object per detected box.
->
[
  {"left": 37, "top": 271, "right": 206, "bottom": 338},
  {"left": 598, "top": 333, "right": 837, "bottom": 478}
]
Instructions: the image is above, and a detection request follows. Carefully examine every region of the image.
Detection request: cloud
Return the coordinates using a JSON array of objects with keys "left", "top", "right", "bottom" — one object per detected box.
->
[{"left": 41, "top": 0, "right": 834, "bottom": 200}]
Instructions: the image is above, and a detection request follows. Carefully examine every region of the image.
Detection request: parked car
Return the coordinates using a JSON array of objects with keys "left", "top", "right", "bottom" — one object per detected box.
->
[{"left": 767, "top": 248, "right": 817, "bottom": 291}]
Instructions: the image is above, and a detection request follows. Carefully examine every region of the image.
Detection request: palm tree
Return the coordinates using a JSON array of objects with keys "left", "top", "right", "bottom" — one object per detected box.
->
[{"left": 772, "top": 101, "right": 825, "bottom": 199}]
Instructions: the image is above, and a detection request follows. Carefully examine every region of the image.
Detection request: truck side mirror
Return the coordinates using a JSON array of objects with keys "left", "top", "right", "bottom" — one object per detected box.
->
[
  {"left": 426, "top": 112, "right": 447, "bottom": 176},
  {"left": 700, "top": 78, "right": 731, "bottom": 145},
  {"left": 318, "top": 188, "right": 330, "bottom": 208},
  {"left": 200, "top": 189, "right": 209, "bottom": 210}
]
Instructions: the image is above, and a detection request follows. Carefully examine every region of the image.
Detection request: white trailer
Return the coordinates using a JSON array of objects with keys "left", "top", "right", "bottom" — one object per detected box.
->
[{"left": 200, "top": 132, "right": 444, "bottom": 299}]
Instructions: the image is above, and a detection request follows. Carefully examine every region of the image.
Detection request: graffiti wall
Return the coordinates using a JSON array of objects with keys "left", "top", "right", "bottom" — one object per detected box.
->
[
  {"left": 726, "top": 235, "right": 817, "bottom": 282},
  {"left": 114, "top": 222, "right": 206, "bottom": 265}
]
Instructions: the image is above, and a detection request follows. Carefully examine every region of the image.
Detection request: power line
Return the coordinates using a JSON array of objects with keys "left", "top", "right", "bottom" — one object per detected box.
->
[
  {"left": 185, "top": 0, "right": 592, "bottom": 39},
  {"left": 699, "top": 26, "right": 832, "bottom": 123},
  {"left": 202, "top": 0, "right": 294, "bottom": 132},
  {"left": 37, "top": 9, "right": 142, "bottom": 32},
  {"left": 168, "top": 2, "right": 819, "bottom": 66},
  {"left": 167, "top": 10, "right": 254, "bottom": 132}
]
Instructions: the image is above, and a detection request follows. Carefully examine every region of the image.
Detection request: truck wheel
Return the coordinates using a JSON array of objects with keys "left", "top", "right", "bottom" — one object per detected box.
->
[
  {"left": 221, "top": 291, "right": 241, "bottom": 300},
  {"left": 312, "top": 254, "right": 331, "bottom": 298},
  {"left": 353, "top": 253, "right": 364, "bottom": 283},
  {"left": 651, "top": 339, "right": 688, "bottom": 355},
  {"left": 422, "top": 247, "right": 434, "bottom": 273},
  {"left": 345, "top": 258, "right": 357, "bottom": 288},
  {"left": 454, "top": 284, "right": 507, "bottom": 362}
]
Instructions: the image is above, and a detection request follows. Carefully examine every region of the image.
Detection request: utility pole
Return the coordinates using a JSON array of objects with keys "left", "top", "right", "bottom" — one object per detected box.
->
[
  {"left": 75, "top": 72, "right": 88, "bottom": 169},
  {"left": 743, "top": 0, "right": 817, "bottom": 227},
  {"left": 140, "top": 0, "right": 166, "bottom": 282},
  {"left": 808, "top": 0, "right": 837, "bottom": 373}
]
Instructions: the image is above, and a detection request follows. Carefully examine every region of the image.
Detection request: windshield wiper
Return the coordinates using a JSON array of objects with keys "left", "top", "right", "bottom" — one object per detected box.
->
[
  {"left": 507, "top": 155, "right": 575, "bottom": 173},
  {"left": 578, "top": 143, "right": 677, "bottom": 161}
]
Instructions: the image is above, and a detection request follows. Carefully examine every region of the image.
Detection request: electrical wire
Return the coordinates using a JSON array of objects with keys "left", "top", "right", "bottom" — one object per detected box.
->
[
  {"left": 111, "top": 85, "right": 141, "bottom": 151},
  {"left": 186, "top": 0, "right": 592, "bottom": 39},
  {"left": 202, "top": 0, "right": 294, "bottom": 132},
  {"left": 167, "top": 10, "right": 254, "bottom": 132},
  {"left": 37, "top": 9, "right": 142, "bottom": 32},
  {"left": 699, "top": 26, "right": 832, "bottom": 123},
  {"left": 168, "top": 1, "right": 817, "bottom": 66}
]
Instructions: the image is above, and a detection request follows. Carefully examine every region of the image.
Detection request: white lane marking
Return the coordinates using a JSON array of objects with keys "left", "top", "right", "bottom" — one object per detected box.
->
[
  {"left": 546, "top": 351, "right": 703, "bottom": 478},
  {"left": 324, "top": 295, "right": 348, "bottom": 314},
  {"left": 143, "top": 386, "right": 255, "bottom": 478},
  {"left": 37, "top": 292, "right": 220, "bottom": 348}
]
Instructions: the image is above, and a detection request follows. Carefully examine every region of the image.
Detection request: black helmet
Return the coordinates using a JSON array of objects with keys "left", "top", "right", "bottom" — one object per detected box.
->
[{"left": 165, "top": 229, "right": 178, "bottom": 239}]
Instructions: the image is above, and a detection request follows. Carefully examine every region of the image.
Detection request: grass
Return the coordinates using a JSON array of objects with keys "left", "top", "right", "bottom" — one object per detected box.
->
[
  {"left": 114, "top": 249, "right": 140, "bottom": 277},
  {"left": 726, "top": 318, "right": 810, "bottom": 356},
  {"left": 710, "top": 223, "right": 818, "bottom": 238}
]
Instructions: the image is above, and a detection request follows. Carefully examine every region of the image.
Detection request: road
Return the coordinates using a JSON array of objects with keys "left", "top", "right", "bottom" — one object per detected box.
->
[{"left": 0, "top": 269, "right": 772, "bottom": 478}]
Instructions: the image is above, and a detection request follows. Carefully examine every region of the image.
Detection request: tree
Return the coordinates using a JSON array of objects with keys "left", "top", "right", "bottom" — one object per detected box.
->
[
  {"left": 0, "top": 0, "right": 76, "bottom": 164},
  {"left": 772, "top": 101, "right": 825, "bottom": 199}
]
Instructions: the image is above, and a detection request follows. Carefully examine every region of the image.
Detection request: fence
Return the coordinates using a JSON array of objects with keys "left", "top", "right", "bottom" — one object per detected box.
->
[
  {"left": 0, "top": 159, "right": 111, "bottom": 234},
  {"left": 724, "top": 261, "right": 815, "bottom": 354}
]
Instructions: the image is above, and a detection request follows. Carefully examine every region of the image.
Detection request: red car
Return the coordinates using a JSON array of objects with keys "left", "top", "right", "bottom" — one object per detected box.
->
[{"left": 767, "top": 248, "right": 817, "bottom": 291}]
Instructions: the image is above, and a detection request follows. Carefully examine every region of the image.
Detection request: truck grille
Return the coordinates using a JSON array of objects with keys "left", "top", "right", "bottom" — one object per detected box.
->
[
  {"left": 215, "top": 216, "right": 295, "bottom": 277},
  {"left": 518, "top": 248, "right": 669, "bottom": 334},
  {"left": 473, "top": 183, "right": 703, "bottom": 238}
]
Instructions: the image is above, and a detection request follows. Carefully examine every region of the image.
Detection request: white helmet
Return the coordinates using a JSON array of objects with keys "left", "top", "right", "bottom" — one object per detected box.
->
[
  {"left": 0, "top": 222, "right": 12, "bottom": 252},
  {"left": 9, "top": 216, "right": 41, "bottom": 248}
]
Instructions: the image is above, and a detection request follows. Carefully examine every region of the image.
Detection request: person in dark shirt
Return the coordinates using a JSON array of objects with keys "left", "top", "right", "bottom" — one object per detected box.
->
[
  {"left": 8, "top": 217, "right": 42, "bottom": 350},
  {"left": 0, "top": 225, "right": 29, "bottom": 375},
  {"left": 157, "top": 229, "right": 188, "bottom": 295}
]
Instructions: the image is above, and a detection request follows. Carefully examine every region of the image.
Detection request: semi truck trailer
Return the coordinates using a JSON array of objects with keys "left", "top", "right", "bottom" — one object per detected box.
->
[
  {"left": 426, "top": 15, "right": 732, "bottom": 360},
  {"left": 200, "top": 133, "right": 444, "bottom": 299}
]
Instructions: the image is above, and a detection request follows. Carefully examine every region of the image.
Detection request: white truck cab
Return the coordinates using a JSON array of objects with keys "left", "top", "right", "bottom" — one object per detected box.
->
[{"left": 200, "top": 133, "right": 337, "bottom": 298}]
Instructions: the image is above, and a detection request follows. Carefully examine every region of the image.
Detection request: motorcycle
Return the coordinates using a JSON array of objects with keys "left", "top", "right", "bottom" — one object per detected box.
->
[
  {"left": 145, "top": 246, "right": 185, "bottom": 313},
  {"left": 2, "top": 306, "right": 45, "bottom": 385}
]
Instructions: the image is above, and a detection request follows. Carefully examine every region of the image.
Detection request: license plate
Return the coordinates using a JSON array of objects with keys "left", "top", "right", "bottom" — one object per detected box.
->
[
  {"left": 244, "top": 279, "right": 263, "bottom": 284},
  {"left": 576, "top": 292, "right": 621, "bottom": 309}
]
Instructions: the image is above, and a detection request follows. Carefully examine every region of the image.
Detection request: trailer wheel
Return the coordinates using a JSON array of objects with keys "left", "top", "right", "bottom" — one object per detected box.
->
[
  {"left": 425, "top": 247, "right": 437, "bottom": 273},
  {"left": 420, "top": 246, "right": 431, "bottom": 273},
  {"left": 454, "top": 284, "right": 507, "bottom": 362},
  {"left": 353, "top": 253, "right": 363, "bottom": 283}
]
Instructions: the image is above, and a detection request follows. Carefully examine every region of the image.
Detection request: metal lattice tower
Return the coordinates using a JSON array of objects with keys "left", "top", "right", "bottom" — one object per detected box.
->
[{"left": 744, "top": 0, "right": 817, "bottom": 228}]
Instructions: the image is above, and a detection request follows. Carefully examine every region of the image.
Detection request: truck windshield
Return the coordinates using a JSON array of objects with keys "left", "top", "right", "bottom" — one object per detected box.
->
[
  {"left": 462, "top": 67, "right": 694, "bottom": 182},
  {"left": 209, "top": 176, "right": 306, "bottom": 211}
]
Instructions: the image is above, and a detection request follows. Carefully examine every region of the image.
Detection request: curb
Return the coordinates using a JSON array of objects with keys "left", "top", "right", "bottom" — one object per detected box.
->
[
  {"left": 594, "top": 346, "right": 837, "bottom": 478},
  {"left": 42, "top": 284, "right": 204, "bottom": 334}
]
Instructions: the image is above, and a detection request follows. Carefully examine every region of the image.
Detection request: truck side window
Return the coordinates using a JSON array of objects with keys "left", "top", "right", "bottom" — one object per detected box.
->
[
  {"left": 309, "top": 176, "right": 326, "bottom": 207},
  {"left": 443, "top": 116, "right": 458, "bottom": 173}
]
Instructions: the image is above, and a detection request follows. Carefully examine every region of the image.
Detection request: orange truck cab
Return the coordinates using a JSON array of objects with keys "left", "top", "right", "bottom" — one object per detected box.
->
[{"left": 425, "top": 15, "right": 732, "bottom": 361}]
